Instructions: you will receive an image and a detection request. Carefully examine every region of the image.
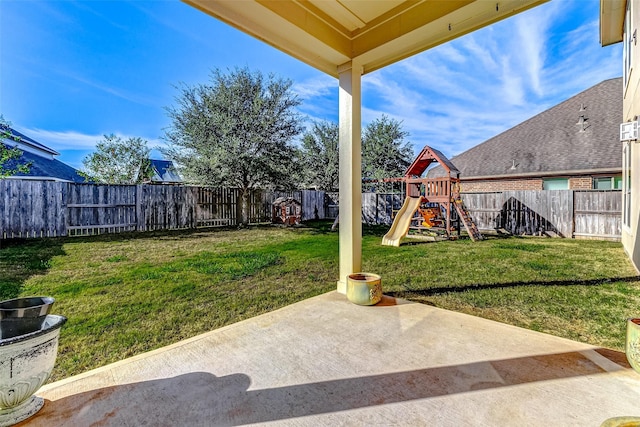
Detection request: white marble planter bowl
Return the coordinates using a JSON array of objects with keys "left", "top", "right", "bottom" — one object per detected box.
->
[
  {"left": 0, "top": 297, "right": 54, "bottom": 339},
  {"left": 0, "top": 315, "right": 66, "bottom": 427}
]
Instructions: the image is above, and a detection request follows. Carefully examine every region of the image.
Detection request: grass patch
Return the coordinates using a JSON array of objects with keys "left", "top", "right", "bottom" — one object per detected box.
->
[
  {"left": 2, "top": 222, "right": 638, "bottom": 382},
  {"left": 371, "top": 236, "right": 639, "bottom": 350}
]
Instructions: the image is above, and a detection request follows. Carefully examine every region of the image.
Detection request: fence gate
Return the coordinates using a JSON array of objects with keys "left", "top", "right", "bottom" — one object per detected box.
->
[{"left": 66, "top": 184, "right": 138, "bottom": 236}]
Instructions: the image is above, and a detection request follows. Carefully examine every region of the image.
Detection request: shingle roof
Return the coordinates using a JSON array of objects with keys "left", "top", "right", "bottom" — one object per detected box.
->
[
  {"left": 428, "top": 78, "right": 622, "bottom": 179},
  {"left": 1, "top": 125, "right": 59, "bottom": 156},
  {"left": 3, "top": 144, "right": 86, "bottom": 183}
]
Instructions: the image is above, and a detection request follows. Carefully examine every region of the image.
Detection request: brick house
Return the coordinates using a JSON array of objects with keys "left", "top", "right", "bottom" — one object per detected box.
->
[{"left": 428, "top": 78, "right": 622, "bottom": 191}]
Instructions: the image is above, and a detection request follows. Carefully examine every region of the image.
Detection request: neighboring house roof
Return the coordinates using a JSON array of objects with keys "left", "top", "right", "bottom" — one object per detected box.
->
[
  {"left": 150, "top": 159, "right": 182, "bottom": 184},
  {"left": 1, "top": 126, "right": 85, "bottom": 183},
  {"left": 1, "top": 125, "right": 59, "bottom": 157},
  {"left": 428, "top": 78, "right": 623, "bottom": 180},
  {"left": 2, "top": 143, "right": 86, "bottom": 183}
]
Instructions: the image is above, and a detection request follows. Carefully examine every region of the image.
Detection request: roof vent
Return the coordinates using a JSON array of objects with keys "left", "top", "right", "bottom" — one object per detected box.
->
[
  {"left": 577, "top": 104, "right": 590, "bottom": 132},
  {"left": 577, "top": 115, "right": 589, "bottom": 132},
  {"left": 510, "top": 160, "right": 518, "bottom": 170}
]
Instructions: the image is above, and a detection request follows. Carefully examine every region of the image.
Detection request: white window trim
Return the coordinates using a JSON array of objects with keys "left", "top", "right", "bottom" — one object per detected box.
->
[{"left": 623, "top": 141, "right": 632, "bottom": 232}]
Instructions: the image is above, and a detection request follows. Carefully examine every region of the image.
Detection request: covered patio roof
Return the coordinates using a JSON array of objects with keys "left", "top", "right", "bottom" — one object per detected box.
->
[
  {"left": 184, "top": 0, "right": 548, "bottom": 77},
  {"left": 599, "top": 0, "right": 625, "bottom": 46},
  {"left": 182, "top": 0, "right": 548, "bottom": 292}
]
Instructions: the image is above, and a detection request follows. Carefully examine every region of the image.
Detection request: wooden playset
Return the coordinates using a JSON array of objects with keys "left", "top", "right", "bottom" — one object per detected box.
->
[{"left": 381, "top": 145, "right": 482, "bottom": 246}]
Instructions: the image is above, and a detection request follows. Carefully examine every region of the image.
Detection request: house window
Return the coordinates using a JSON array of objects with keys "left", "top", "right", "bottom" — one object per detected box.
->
[
  {"left": 623, "top": 142, "right": 632, "bottom": 228},
  {"left": 593, "top": 176, "right": 623, "bottom": 190},
  {"left": 624, "top": 0, "right": 634, "bottom": 88},
  {"left": 543, "top": 178, "right": 568, "bottom": 190},
  {"left": 615, "top": 176, "right": 623, "bottom": 189}
]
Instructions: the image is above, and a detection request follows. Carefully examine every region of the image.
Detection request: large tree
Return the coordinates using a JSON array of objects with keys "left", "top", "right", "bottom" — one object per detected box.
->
[
  {"left": 82, "top": 134, "right": 153, "bottom": 184},
  {"left": 163, "top": 67, "right": 303, "bottom": 224},
  {"left": 299, "top": 120, "right": 339, "bottom": 191},
  {"left": 0, "top": 115, "right": 31, "bottom": 179},
  {"left": 362, "top": 115, "right": 413, "bottom": 192}
]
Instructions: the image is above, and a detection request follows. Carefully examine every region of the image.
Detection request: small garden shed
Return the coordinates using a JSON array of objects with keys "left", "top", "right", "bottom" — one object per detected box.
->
[{"left": 272, "top": 197, "right": 301, "bottom": 226}]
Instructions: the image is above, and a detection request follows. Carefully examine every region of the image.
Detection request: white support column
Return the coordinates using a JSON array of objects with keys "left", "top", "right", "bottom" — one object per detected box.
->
[{"left": 337, "top": 61, "right": 363, "bottom": 293}]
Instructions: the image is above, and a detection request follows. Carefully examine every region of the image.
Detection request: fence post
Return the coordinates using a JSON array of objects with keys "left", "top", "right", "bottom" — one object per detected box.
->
[
  {"left": 570, "top": 190, "right": 575, "bottom": 238},
  {"left": 60, "top": 182, "right": 69, "bottom": 237},
  {"left": 236, "top": 189, "right": 242, "bottom": 226},
  {"left": 136, "top": 184, "right": 144, "bottom": 232}
]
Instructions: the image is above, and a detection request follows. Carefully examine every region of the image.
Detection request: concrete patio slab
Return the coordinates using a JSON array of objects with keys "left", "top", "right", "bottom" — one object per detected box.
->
[{"left": 20, "top": 292, "right": 640, "bottom": 426}]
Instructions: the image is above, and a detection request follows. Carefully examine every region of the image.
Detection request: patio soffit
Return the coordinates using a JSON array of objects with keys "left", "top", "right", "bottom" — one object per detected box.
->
[
  {"left": 183, "top": 0, "right": 548, "bottom": 77},
  {"left": 599, "top": 0, "right": 625, "bottom": 46}
]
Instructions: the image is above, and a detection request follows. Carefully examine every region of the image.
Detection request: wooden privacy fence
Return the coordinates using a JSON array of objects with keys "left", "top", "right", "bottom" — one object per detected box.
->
[
  {"left": 0, "top": 181, "right": 621, "bottom": 241},
  {"left": 361, "top": 193, "right": 405, "bottom": 225},
  {"left": 358, "top": 189, "right": 620, "bottom": 240},
  {"left": 0, "top": 180, "right": 330, "bottom": 239},
  {"left": 460, "top": 190, "right": 621, "bottom": 240}
]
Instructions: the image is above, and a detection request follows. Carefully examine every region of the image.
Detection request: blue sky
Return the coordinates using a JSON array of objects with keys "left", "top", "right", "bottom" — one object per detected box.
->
[{"left": 0, "top": 0, "right": 622, "bottom": 171}]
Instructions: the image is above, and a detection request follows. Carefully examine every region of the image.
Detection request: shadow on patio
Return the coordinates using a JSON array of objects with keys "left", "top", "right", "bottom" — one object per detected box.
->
[
  {"left": 23, "top": 292, "right": 640, "bottom": 426},
  {"left": 29, "top": 350, "right": 631, "bottom": 426}
]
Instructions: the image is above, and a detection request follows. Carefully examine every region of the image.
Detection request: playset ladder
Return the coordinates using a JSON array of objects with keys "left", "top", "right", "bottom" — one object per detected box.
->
[{"left": 452, "top": 197, "right": 483, "bottom": 242}]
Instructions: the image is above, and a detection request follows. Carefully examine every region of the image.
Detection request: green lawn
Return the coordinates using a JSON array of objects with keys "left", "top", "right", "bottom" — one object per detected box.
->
[{"left": 1, "top": 221, "right": 638, "bottom": 382}]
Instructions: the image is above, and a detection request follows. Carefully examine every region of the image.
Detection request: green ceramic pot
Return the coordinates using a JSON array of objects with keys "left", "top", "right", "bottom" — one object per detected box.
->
[
  {"left": 626, "top": 318, "right": 640, "bottom": 373},
  {"left": 599, "top": 321, "right": 640, "bottom": 426},
  {"left": 346, "top": 273, "right": 382, "bottom": 306},
  {"left": 600, "top": 416, "right": 640, "bottom": 427}
]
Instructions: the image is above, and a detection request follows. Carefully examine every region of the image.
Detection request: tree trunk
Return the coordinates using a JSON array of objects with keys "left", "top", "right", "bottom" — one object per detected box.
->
[{"left": 240, "top": 188, "right": 250, "bottom": 225}]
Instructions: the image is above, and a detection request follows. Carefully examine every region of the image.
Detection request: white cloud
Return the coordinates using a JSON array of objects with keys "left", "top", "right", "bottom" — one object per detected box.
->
[
  {"left": 293, "top": 75, "right": 340, "bottom": 126},
  {"left": 19, "top": 128, "right": 103, "bottom": 150},
  {"left": 512, "top": 6, "right": 552, "bottom": 96},
  {"left": 500, "top": 57, "right": 525, "bottom": 106},
  {"left": 130, "top": 3, "right": 221, "bottom": 49},
  {"left": 436, "top": 44, "right": 467, "bottom": 64},
  {"left": 213, "top": 4, "right": 609, "bottom": 161},
  {"left": 11, "top": 51, "right": 162, "bottom": 108},
  {"left": 363, "top": 74, "right": 427, "bottom": 115},
  {"left": 17, "top": 127, "right": 165, "bottom": 152},
  {"left": 345, "top": 0, "right": 622, "bottom": 159},
  {"left": 15, "top": 127, "right": 168, "bottom": 170},
  {"left": 460, "top": 34, "right": 499, "bottom": 72},
  {"left": 64, "top": 72, "right": 160, "bottom": 107},
  {"left": 292, "top": 75, "right": 336, "bottom": 98}
]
